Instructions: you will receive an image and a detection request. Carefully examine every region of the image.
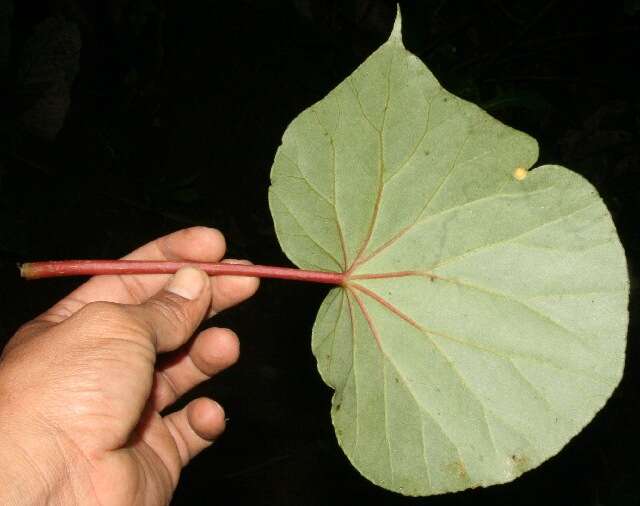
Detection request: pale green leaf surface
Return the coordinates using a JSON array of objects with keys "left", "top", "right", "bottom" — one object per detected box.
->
[{"left": 268, "top": 8, "right": 628, "bottom": 496}]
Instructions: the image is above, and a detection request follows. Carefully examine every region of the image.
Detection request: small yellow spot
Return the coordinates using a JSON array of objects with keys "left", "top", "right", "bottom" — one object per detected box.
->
[{"left": 513, "top": 167, "right": 528, "bottom": 181}]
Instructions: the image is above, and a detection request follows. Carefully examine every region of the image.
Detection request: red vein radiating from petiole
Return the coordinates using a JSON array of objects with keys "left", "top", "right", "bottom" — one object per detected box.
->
[
  {"left": 346, "top": 55, "right": 394, "bottom": 275},
  {"left": 19, "top": 260, "right": 345, "bottom": 285},
  {"left": 349, "top": 287, "right": 384, "bottom": 352},
  {"left": 350, "top": 270, "right": 440, "bottom": 281},
  {"left": 350, "top": 282, "right": 425, "bottom": 332}
]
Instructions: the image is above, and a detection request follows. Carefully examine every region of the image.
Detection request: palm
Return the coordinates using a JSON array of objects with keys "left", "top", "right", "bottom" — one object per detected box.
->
[{"left": 91, "top": 414, "right": 183, "bottom": 506}]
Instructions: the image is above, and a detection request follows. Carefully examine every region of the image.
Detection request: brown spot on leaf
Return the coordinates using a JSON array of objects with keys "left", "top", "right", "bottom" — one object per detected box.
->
[
  {"left": 510, "top": 454, "right": 529, "bottom": 472},
  {"left": 447, "top": 460, "right": 468, "bottom": 480}
]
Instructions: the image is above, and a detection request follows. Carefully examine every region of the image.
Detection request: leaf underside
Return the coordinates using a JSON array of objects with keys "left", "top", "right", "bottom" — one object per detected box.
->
[{"left": 268, "top": 8, "right": 628, "bottom": 497}]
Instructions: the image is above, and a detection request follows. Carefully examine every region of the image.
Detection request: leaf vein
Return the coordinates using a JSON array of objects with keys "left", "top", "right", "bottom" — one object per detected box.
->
[
  {"left": 419, "top": 327, "right": 501, "bottom": 460},
  {"left": 383, "top": 87, "right": 438, "bottom": 184},
  {"left": 353, "top": 173, "right": 556, "bottom": 271},
  {"left": 429, "top": 201, "right": 600, "bottom": 272},
  {"left": 271, "top": 190, "right": 343, "bottom": 270},
  {"left": 350, "top": 288, "right": 467, "bottom": 476},
  {"left": 347, "top": 48, "right": 396, "bottom": 272},
  {"left": 383, "top": 361, "right": 395, "bottom": 485},
  {"left": 526, "top": 288, "right": 626, "bottom": 300},
  {"left": 420, "top": 420, "right": 434, "bottom": 492},
  {"left": 424, "top": 271, "right": 596, "bottom": 351},
  {"left": 353, "top": 284, "right": 547, "bottom": 460},
  {"left": 310, "top": 101, "right": 348, "bottom": 269},
  {"left": 344, "top": 290, "right": 360, "bottom": 457},
  {"left": 349, "top": 282, "right": 611, "bottom": 384},
  {"left": 347, "top": 76, "right": 380, "bottom": 133},
  {"left": 316, "top": 291, "right": 345, "bottom": 381},
  {"left": 275, "top": 172, "right": 333, "bottom": 206}
]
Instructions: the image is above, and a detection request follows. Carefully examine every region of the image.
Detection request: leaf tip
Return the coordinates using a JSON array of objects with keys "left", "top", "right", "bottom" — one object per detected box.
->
[{"left": 389, "top": 4, "right": 403, "bottom": 43}]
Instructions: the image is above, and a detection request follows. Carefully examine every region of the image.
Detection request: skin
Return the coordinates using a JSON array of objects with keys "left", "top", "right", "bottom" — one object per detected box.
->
[{"left": 0, "top": 227, "right": 259, "bottom": 505}]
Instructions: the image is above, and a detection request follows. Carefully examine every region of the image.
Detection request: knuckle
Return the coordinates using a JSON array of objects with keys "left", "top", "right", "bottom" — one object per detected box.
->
[
  {"left": 64, "top": 301, "right": 153, "bottom": 348},
  {"left": 76, "top": 301, "right": 150, "bottom": 337},
  {"left": 80, "top": 301, "right": 129, "bottom": 323},
  {"left": 147, "top": 297, "right": 192, "bottom": 335}
]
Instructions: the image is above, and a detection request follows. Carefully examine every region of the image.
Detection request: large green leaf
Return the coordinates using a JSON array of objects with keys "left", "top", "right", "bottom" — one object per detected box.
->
[{"left": 268, "top": 8, "right": 628, "bottom": 496}]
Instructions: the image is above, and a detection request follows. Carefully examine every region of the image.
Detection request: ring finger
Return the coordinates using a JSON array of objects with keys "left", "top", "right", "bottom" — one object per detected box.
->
[{"left": 151, "top": 326, "right": 240, "bottom": 412}]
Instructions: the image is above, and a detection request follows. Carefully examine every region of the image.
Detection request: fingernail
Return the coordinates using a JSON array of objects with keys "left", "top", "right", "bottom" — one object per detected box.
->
[{"left": 166, "top": 267, "right": 205, "bottom": 300}]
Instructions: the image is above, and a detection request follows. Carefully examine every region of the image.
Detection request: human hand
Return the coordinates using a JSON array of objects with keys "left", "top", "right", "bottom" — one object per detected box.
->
[{"left": 0, "top": 227, "right": 259, "bottom": 505}]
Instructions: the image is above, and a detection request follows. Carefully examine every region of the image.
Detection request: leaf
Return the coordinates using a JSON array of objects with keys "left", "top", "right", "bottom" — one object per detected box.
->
[{"left": 268, "top": 7, "right": 628, "bottom": 496}]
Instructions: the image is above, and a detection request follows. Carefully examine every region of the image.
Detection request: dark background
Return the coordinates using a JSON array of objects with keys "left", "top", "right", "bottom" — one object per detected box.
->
[{"left": 1, "top": 0, "right": 639, "bottom": 504}]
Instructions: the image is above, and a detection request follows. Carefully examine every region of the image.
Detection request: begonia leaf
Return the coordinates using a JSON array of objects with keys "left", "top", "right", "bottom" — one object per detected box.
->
[{"left": 268, "top": 8, "right": 628, "bottom": 496}]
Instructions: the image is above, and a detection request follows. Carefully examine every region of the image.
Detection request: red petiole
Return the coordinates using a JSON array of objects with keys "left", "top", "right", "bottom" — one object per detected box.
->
[{"left": 19, "top": 260, "right": 345, "bottom": 285}]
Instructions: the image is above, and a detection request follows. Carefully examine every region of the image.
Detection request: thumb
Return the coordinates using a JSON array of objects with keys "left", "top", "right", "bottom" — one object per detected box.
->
[{"left": 133, "top": 266, "right": 211, "bottom": 353}]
